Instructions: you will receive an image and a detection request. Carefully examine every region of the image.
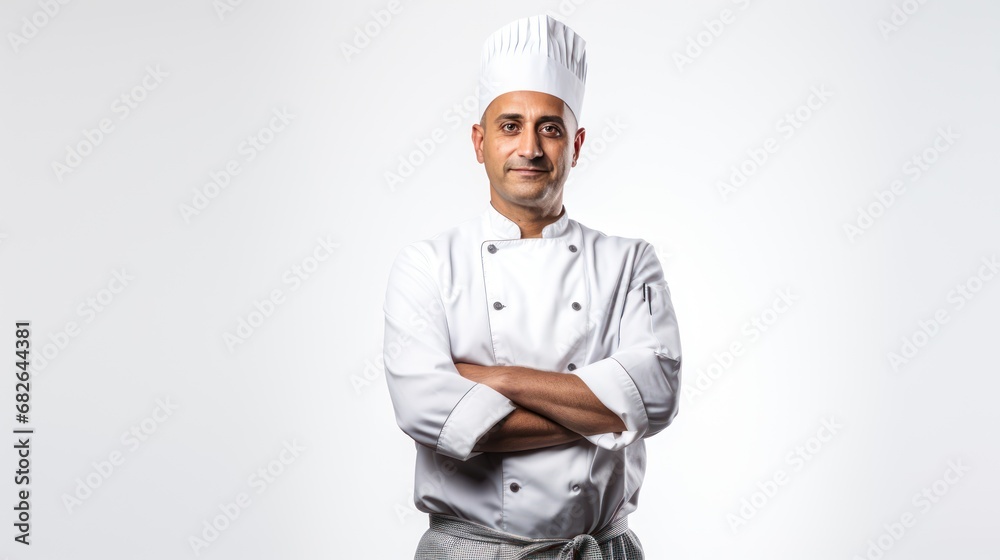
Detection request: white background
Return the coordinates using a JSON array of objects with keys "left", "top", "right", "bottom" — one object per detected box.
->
[{"left": 1, "top": 0, "right": 998, "bottom": 558}]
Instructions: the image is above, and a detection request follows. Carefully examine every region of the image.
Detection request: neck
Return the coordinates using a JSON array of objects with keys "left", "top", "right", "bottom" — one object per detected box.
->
[{"left": 489, "top": 193, "right": 564, "bottom": 239}]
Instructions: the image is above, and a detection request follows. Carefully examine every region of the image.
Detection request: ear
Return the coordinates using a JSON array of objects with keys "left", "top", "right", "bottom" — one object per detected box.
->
[
  {"left": 472, "top": 123, "right": 486, "bottom": 164},
  {"left": 571, "top": 127, "right": 586, "bottom": 167}
]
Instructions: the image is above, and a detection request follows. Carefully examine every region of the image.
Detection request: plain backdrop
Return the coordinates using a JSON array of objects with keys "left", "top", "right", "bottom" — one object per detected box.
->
[{"left": 1, "top": 1, "right": 998, "bottom": 558}]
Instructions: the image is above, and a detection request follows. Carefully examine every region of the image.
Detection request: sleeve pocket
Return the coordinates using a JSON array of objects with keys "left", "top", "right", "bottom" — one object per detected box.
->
[{"left": 646, "top": 282, "right": 681, "bottom": 361}]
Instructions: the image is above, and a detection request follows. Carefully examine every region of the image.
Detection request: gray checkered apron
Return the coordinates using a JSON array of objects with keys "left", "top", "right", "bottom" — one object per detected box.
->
[{"left": 414, "top": 513, "right": 644, "bottom": 559}]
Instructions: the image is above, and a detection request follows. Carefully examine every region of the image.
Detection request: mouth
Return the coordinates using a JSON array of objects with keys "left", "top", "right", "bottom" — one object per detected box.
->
[{"left": 509, "top": 168, "right": 548, "bottom": 175}]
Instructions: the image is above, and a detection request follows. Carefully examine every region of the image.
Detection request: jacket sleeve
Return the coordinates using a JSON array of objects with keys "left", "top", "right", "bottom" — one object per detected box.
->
[
  {"left": 382, "top": 244, "right": 516, "bottom": 461},
  {"left": 571, "top": 241, "right": 682, "bottom": 450}
]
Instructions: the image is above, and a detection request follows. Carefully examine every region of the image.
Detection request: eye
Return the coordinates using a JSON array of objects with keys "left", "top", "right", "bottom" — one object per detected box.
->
[
  {"left": 540, "top": 125, "right": 563, "bottom": 136},
  {"left": 501, "top": 122, "right": 519, "bottom": 133}
]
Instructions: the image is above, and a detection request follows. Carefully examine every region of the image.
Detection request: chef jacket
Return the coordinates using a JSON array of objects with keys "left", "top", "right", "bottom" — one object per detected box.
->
[{"left": 382, "top": 202, "right": 681, "bottom": 539}]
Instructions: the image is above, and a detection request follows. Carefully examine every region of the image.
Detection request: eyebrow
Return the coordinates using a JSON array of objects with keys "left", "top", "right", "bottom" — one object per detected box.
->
[{"left": 494, "top": 113, "right": 567, "bottom": 128}]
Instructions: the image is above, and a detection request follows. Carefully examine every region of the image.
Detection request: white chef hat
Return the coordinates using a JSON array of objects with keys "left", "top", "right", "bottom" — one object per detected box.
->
[{"left": 478, "top": 14, "right": 588, "bottom": 124}]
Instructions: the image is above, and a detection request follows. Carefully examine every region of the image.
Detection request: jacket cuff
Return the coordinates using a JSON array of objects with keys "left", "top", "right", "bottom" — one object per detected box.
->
[
  {"left": 436, "top": 383, "right": 517, "bottom": 460},
  {"left": 572, "top": 356, "right": 648, "bottom": 450}
]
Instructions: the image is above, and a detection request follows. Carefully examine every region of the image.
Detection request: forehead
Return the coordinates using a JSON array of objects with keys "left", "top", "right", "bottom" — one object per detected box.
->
[{"left": 486, "top": 90, "right": 569, "bottom": 120}]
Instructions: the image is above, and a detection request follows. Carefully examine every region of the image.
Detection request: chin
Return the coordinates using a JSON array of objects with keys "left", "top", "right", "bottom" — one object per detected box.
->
[{"left": 505, "top": 185, "right": 549, "bottom": 201}]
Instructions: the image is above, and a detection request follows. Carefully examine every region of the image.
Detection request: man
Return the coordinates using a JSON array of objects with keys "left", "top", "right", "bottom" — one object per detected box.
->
[{"left": 382, "top": 14, "right": 682, "bottom": 559}]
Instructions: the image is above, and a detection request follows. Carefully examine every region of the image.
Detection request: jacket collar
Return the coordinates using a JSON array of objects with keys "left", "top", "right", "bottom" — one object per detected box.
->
[{"left": 485, "top": 201, "right": 571, "bottom": 240}]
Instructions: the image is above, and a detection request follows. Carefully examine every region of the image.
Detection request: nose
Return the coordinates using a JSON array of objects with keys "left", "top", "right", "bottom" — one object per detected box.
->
[{"left": 516, "top": 127, "right": 543, "bottom": 160}]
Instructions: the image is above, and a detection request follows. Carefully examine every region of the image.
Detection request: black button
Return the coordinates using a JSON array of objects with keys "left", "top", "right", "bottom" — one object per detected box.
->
[
  {"left": 571, "top": 302, "right": 581, "bottom": 311},
  {"left": 568, "top": 245, "right": 577, "bottom": 252},
  {"left": 493, "top": 301, "right": 504, "bottom": 310},
  {"left": 567, "top": 363, "right": 576, "bottom": 371},
  {"left": 487, "top": 244, "right": 497, "bottom": 254},
  {"left": 509, "top": 482, "right": 520, "bottom": 492}
]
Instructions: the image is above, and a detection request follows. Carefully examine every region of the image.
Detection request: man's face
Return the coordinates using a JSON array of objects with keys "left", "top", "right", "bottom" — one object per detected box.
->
[{"left": 472, "top": 91, "right": 586, "bottom": 210}]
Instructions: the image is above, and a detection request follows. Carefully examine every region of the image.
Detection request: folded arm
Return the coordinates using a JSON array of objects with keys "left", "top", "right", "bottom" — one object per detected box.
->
[
  {"left": 456, "top": 363, "right": 626, "bottom": 436},
  {"left": 472, "top": 406, "right": 583, "bottom": 453}
]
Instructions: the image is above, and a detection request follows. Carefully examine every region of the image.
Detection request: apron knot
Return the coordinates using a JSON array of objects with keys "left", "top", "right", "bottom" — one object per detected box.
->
[{"left": 559, "top": 532, "right": 601, "bottom": 559}]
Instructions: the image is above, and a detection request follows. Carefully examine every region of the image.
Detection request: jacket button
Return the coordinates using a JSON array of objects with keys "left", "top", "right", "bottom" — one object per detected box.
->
[
  {"left": 571, "top": 302, "right": 581, "bottom": 311},
  {"left": 567, "top": 363, "right": 576, "bottom": 371},
  {"left": 509, "top": 482, "right": 520, "bottom": 493},
  {"left": 493, "top": 301, "right": 504, "bottom": 310},
  {"left": 487, "top": 244, "right": 497, "bottom": 254},
  {"left": 568, "top": 245, "right": 577, "bottom": 252}
]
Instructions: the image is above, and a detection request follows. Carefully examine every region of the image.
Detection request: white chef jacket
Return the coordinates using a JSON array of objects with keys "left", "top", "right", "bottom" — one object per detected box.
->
[{"left": 382, "top": 202, "right": 681, "bottom": 539}]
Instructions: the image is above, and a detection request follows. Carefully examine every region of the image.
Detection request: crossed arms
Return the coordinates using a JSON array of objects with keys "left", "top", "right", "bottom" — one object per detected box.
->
[
  {"left": 454, "top": 363, "right": 627, "bottom": 453},
  {"left": 382, "top": 241, "right": 681, "bottom": 462}
]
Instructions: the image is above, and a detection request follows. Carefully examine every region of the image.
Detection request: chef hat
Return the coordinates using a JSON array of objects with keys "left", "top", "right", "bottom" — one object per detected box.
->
[{"left": 478, "top": 14, "right": 588, "bottom": 124}]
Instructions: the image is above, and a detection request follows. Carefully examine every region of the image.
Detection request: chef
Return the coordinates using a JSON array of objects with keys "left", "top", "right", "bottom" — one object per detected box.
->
[{"left": 382, "top": 14, "right": 682, "bottom": 560}]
